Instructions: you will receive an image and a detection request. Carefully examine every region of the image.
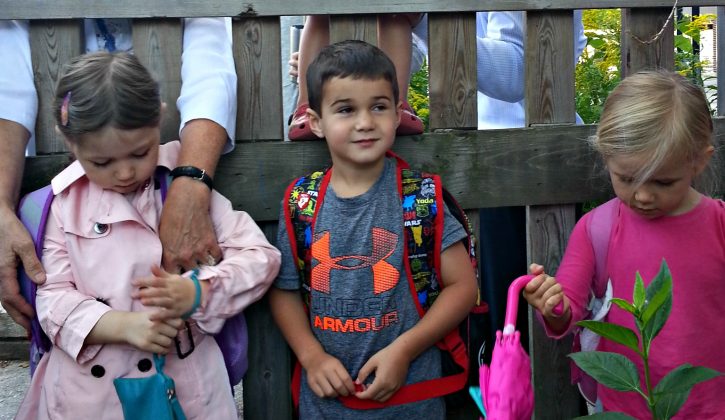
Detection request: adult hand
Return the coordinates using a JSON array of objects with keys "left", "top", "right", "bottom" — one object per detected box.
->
[
  {"left": 158, "top": 177, "right": 222, "bottom": 273},
  {"left": 0, "top": 205, "right": 46, "bottom": 331}
]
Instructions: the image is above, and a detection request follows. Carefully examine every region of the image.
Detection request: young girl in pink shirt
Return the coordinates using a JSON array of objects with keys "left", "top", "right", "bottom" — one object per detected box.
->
[
  {"left": 523, "top": 71, "right": 724, "bottom": 418},
  {"left": 16, "top": 52, "right": 281, "bottom": 419}
]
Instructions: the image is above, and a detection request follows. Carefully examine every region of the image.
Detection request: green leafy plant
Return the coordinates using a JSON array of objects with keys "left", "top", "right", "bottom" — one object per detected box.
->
[
  {"left": 570, "top": 260, "right": 721, "bottom": 419},
  {"left": 408, "top": 60, "right": 430, "bottom": 130}
]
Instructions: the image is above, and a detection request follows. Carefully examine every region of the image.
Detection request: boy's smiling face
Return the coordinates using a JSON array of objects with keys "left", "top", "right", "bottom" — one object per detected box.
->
[{"left": 308, "top": 76, "right": 401, "bottom": 169}]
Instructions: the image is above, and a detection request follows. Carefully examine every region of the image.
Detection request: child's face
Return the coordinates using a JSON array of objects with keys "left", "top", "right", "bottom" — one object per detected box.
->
[
  {"left": 66, "top": 126, "right": 160, "bottom": 194},
  {"left": 607, "top": 152, "right": 702, "bottom": 218},
  {"left": 308, "top": 76, "right": 401, "bottom": 169}
]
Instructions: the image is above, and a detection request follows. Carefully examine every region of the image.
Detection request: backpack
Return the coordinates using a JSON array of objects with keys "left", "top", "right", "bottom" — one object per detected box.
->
[
  {"left": 283, "top": 151, "right": 487, "bottom": 410},
  {"left": 17, "top": 166, "right": 248, "bottom": 387},
  {"left": 570, "top": 197, "right": 619, "bottom": 406}
]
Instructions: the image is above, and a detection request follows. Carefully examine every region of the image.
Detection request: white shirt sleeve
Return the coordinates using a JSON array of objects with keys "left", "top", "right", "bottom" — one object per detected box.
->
[
  {"left": 476, "top": 11, "right": 525, "bottom": 103},
  {"left": 177, "top": 17, "right": 237, "bottom": 153},
  {"left": 0, "top": 20, "right": 38, "bottom": 153}
]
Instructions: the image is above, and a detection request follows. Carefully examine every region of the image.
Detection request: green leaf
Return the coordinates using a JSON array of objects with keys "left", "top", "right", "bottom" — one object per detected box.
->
[
  {"left": 641, "top": 275, "right": 672, "bottom": 327},
  {"left": 633, "top": 272, "right": 645, "bottom": 309},
  {"left": 611, "top": 298, "right": 637, "bottom": 315},
  {"left": 652, "top": 365, "right": 721, "bottom": 419},
  {"left": 642, "top": 261, "right": 673, "bottom": 345},
  {"left": 654, "top": 364, "right": 722, "bottom": 395},
  {"left": 588, "top": 38, "right": 606, "bottom": 49},
  {"left": 569, "top": 351, "right": 640, "bottom": 392},
  {"left": 574, "top": 413, "right": 637, "bottom": 420},
  {"left": 576, "top": 320, "right": 640, "bottom": 353},
  {"left": 675, "top": 35, "right": 693, "bottom": 53},
  {"left": 653, "top": 391, "right": 689, "bottom": 420}
]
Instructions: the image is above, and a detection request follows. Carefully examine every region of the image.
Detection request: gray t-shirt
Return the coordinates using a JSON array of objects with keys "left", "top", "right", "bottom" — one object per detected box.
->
[{"left": 275, "top": 158, "right": 467, "bottom": 419}]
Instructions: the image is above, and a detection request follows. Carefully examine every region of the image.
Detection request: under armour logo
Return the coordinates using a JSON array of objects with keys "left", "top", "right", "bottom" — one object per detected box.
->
[{"left": 311, "top": 228, "right": 399, "bottom": 295}]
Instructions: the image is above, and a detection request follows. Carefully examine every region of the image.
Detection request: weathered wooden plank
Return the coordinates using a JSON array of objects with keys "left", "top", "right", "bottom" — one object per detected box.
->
[
  {"left": 428, "top": 13, "right": 477, "bottom": 130},
  {"left": 132, "top": 19, "right": 183, "bottom": 142},
  {"left": 525, "top": 204, "right": 580, "bottom": 418},
  {"left": 718, "top": 7, "right": 725, "bottom": 117},
  {"left": 233, "top": 17, "right": 283, "bottom": 141},
  {"left": 3, "top": 1, "right": 722, "bottom": 20},
  {"left": 525, "top": 11, "right": 576, "bottom": 125},
  {"left": 29, "top": 20, "right": 83, "bottom": 154},
  {"left": 329, "top": 15, "right": 377, "bottom": 45},
  {"left": 243, "top": 222, "right": 293, "bottom": 420},
  {"left": 525, "top": 10, "right": 583, "bottom": 419},
  {"left": 22, "top": 120, "right": 725, "bottom": 221},
  {"left": 621, "top": 8, "right": 675, "bottom": 76}
]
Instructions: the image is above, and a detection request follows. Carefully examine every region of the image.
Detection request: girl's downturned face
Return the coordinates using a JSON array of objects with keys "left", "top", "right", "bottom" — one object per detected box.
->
[
  {"left": 606, "top": 152, "right": 702, "bottom": 219},
  {"left": 67, "top": 126, "right": 160, "bottom": 194}
]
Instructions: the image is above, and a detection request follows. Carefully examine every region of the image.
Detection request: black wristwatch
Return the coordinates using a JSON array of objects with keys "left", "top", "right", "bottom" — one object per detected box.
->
[{"left": 170, "top": 166, "right": 213, "bottom": 190}]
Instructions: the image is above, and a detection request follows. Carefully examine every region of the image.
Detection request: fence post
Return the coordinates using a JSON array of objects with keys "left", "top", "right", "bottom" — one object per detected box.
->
[
  {"left": 524, "top": 9, "right": 582, "bottom": 419},
  {"left": 621, "top": 8, "right": 675, "bottom": 76}
]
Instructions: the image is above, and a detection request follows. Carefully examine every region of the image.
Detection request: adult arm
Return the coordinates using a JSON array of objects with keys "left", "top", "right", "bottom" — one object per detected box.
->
[
  {"left": 159, "top": 17, "right": 238, "bottom": 272},
  {"left": 476, "top": 11, "right": 525, "bottom": 103},
  {"left": 0, "top": 20, "right": 44, "bottom": 331}
]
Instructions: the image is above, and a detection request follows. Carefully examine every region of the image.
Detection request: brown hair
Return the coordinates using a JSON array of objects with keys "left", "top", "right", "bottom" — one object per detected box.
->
[{"left": 54, "top": 51, "right": 160, "bottom": 142}]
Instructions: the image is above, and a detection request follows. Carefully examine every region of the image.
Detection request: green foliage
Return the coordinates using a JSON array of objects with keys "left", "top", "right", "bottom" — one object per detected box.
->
[
  {"left": 576, "top": 10, "right": 716, "bottom": 123},
  {"left": 571, "top": 260, "right": 722, "bottom": 419},
  {"left": 408, "top": 61, "right": 429, "bottom": 130},
  {"left": 576, "top": 9, "right": 621, "bottom": 124}
]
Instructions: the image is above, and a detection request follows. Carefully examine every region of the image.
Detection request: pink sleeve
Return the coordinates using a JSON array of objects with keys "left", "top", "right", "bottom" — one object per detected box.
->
[
  {"left": 539, "top": 212, "right": 597, "bottom": 338},
  {"left": 36, "top": 199, "right": 111, "bottom": 363},
  {"left": 191, "top": 191, "right": 281, "bottom": 333}
]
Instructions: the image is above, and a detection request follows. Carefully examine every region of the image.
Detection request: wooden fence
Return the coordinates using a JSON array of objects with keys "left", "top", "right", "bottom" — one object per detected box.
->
[{"left": 2, "top": 2, "right": 725, "bottom": 418}]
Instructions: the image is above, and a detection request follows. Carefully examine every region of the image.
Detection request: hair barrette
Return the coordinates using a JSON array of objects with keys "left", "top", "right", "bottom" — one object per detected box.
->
[{"left": 60, "top": 91, "right": 72, "bottom": 127}]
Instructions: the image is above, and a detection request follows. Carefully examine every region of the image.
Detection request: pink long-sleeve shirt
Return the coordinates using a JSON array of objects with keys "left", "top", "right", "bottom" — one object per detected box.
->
[
  {"left": 17, "top": 141, "right": 280, "bottom": 419},
  {"left": 545, "top": 196, "right": 725, "bottom": 418}
]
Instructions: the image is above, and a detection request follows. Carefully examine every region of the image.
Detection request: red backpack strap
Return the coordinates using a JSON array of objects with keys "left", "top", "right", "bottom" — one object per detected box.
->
[{"left": 284, "top": 168, "right": 331, "bottom": 410}]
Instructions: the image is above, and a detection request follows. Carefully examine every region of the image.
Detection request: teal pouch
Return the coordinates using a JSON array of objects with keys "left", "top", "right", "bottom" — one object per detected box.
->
[{"left": 113, "top": 354, "right": 187, "bottom": 420}]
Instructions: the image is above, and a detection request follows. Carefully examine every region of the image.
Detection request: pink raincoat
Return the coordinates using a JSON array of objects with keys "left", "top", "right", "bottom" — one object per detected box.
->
[{"left": 16, "top": 141, "right": 281, "bottom": 419}]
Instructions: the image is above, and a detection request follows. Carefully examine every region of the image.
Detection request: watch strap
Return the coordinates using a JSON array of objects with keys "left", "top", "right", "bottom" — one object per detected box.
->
[{"left": 170, "top": 166, "right": 213, "bottom": 190}]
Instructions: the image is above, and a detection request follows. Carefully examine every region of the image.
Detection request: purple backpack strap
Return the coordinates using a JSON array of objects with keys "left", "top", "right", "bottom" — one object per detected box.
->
[
  {"left": 17, "top": 185, "right": 55, "bottom": 375},
  {"left": 587, "top": 198, "right": 618, "bottom": 297}
]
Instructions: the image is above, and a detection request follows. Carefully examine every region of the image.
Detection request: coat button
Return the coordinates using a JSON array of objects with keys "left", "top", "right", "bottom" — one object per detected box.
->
[
  {"left": 137, "top": 358, "right": 152, "bottom": 372},
  {"left": 91, "top": 365, "right": 105, "bottom": 378},
  {"left": 93, "top": 223, "right": 108, "bottom": 234}
]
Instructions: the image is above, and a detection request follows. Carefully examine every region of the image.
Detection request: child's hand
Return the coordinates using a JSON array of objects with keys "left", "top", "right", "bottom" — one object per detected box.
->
[
  {"left": 124, "top": 312, "right": 183, "bottom": 354},
  {"left": 132, "top": 266, "right": 197, "bottom": 321},
  {"left": 523, "top": 263, "right": 570, "bottom": 319},
  {"left": 303, "top": 351, "right": 356, "bottom": 399},
  {"left": 354, "top": 342, "right": 411, "bottom": 402}
]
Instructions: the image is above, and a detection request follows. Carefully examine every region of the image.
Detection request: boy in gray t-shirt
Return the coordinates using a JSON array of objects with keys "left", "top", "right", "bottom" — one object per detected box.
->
[{"left": 269, "top": 40, "right": 478, "bottom": 419}]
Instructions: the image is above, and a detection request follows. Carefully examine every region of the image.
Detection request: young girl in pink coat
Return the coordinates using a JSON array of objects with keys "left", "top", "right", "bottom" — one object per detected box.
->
[
  {"left": 16, "top": 52, "right": 281, "bottom": 419},
  {"left": 523, "top": 71, "right": 724, "bottom": 418}
]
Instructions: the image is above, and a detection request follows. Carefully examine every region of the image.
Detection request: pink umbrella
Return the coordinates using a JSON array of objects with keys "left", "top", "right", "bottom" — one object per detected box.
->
[{"left": 478, "top": 274, "right": 537, "bottom": 420}]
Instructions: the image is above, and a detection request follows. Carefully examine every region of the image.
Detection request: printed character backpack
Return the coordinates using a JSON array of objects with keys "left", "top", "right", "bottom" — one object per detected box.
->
[
  {"left": 284, "top": 151, "right": 488, "bottom": 410},
  {"left": 17, "top": 167, "right": 248, "bottom": 386}
]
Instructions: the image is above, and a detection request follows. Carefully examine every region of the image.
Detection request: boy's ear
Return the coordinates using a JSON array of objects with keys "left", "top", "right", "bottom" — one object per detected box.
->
[{"left": 307, "top": 108, "right": 325, "bottom": 139}]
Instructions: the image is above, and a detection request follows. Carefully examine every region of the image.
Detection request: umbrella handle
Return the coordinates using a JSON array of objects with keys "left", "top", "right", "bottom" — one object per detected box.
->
[{"left": 503, "top": 274, "right": 534, "bottom": 334}]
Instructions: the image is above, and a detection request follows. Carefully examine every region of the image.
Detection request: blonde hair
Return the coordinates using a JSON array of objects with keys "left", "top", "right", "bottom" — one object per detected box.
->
[{"left": 590, "top": 70, "right": 718, "bottom": 193}]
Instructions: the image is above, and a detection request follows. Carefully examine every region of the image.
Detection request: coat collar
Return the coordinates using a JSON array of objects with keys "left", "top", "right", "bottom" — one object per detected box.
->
[
  {"left": 48, "top": 141, "right": 180, "bottom": 236},
  {"left": 51, "top": 140, "right": 180, "bottom": 195}
]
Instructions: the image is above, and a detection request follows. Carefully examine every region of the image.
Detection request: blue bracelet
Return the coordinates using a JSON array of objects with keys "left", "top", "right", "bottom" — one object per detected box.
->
[{"left": 182, "top": 269, "right": 202, "bottom": 320}]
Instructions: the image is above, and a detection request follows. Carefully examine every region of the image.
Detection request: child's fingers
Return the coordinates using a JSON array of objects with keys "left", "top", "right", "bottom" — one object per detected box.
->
[
  {"left": 529, "top": 263, "right": 545, "bottom": 275},
  {"left": 523, "top": 273, "right": 546, "bottom": 294}
]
